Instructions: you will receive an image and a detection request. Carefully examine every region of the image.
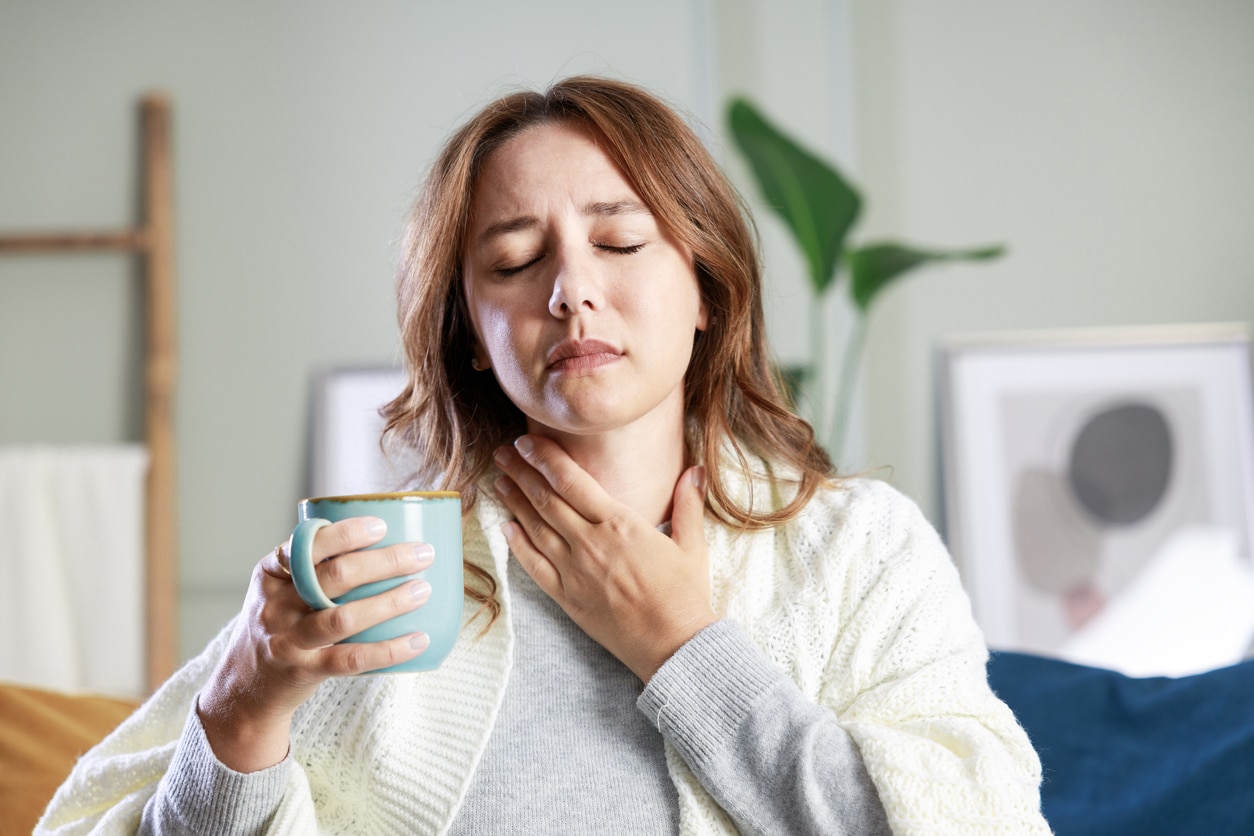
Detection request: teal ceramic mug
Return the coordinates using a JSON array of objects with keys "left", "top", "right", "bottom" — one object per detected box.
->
[{"left": 288, "top": 491, "right": 463, "bottom": 673}]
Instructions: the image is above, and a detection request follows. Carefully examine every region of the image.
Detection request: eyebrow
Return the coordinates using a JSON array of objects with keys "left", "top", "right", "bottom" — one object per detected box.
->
[
  {"left": 585, "top": 200, "right": 652, "bottom": 218},
  {"left": 475, "top": 200, "right": 653, "bottom": 245}
]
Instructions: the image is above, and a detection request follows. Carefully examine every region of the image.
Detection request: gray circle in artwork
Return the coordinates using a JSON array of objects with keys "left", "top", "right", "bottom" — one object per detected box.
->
[{"left": 1067, "top": 402, "right": 1173, "bottom": 526}]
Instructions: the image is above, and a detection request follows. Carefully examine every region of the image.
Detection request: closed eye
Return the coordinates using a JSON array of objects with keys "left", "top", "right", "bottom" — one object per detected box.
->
[
  {"left": 596, "top": 243, "right": 646, "bottom": 255},
  {"left": 495, "top": 254, "right": 544, "bottom": 277},
  {"left": 495, "top": 242, "right": 643, "bottom": 276}
]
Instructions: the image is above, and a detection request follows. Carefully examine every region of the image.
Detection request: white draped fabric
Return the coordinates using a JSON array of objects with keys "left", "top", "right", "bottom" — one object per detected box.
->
[{"left": 0, "top": 445, "right": 148, "bottom": 698}]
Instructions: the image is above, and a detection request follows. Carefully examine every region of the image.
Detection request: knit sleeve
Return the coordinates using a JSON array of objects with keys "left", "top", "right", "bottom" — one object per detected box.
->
[
  {"left": 638, "top": 619, "right": 892, "bottom": 835},
  {"left": 820, "top": 480, "right": 1051, "bottom": 834},
  {"left": 138, "top": 703, "right": 291, "bottom": 835},
  {"left": 35, "top": 618, "right": 320, "bottom": 835}
]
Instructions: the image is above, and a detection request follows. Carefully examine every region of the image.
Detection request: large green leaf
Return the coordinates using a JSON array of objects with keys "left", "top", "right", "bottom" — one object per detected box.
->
[
  {"left": 727, "top": 98, "right": 861, "bottom": 296},
  {"left": 847, "top": 242, "right": 1005, "bottom": 312}
]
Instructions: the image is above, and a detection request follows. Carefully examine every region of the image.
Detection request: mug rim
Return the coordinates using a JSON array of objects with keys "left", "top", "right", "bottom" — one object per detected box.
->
[{"left": 300, "top": 490, "right": 460, "bottom": 504}]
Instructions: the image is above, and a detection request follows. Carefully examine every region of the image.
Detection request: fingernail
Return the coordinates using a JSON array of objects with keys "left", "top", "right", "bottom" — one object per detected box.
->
[
  {"left": 409, "top": 633, "right": 430, "bottom": 652},
  {"left": 364, "top": 517, "right": 387, "bottom": 537},
  {"left": 494, "top": 475, "right": 512, "bottom": 497},
  {"left": 412, "top": 542, "right": 434, "bottom": 564},
  {"left": 500, "top": 520, "right": 518, "bottom": 541},
  {"left": 409, "top": 580, "right": 431, "bottom": 603},
  {"left": 514, "top": 435, "right": 534, "bottom": 457},
  {"left": 691, "top": 466, "right": 707, "bottom": 492},
  {"left": 494, "top": 446, "right": 514, "bottom": 467}
]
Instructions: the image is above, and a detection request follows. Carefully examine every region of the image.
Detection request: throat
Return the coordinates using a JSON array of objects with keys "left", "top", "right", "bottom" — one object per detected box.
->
[{"left": 529, "top": 426, "right": 687, "bottom": 527}]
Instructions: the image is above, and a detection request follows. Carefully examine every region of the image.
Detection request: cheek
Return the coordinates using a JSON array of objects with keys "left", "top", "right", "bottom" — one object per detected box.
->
[
  {"left": 476, "top": 307, "right": 538, "bottom": 395},
  {"left": 672, "top": 263, "right": 706, "bottom": 331},
  {"left": 477, "top": 309, "right": 541, "bottom": 411},
  {"left": 477, "top": 307, "right": 517, "bottom": 356}
]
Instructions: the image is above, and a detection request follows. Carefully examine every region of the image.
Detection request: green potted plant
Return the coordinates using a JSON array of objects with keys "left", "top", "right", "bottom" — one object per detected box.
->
[{"left": 727, "top": 97, "right": 1004, "bottom": 458}]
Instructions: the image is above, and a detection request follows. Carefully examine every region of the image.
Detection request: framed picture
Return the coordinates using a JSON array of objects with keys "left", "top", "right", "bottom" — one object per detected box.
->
[
  {"left": 309, "top": 366, "right": 412, "bottom": 498},
  {"left": 938, "top": 323, "right": 1254, "bottom": 675}
]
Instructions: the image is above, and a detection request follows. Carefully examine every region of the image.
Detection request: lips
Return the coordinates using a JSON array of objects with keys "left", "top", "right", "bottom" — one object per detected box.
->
[{"left": 546, "top": 338, "right": 622, "bottom": 372}]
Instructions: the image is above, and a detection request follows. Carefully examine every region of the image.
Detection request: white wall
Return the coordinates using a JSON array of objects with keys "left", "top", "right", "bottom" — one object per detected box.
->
[{"left": 847, "top": 0, "right": 1254, "bottom": 521}]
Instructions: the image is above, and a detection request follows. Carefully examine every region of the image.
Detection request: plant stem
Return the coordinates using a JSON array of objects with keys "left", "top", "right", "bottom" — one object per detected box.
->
[
  {"left": 831, "top": 313, "right": 866, "bottom": 462},
  {"left": 809, "top": 294, "right": 828, "bottom": 442}
]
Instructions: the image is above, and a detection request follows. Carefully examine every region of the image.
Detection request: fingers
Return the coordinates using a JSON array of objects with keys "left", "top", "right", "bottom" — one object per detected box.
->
[
  {"left": 501, "top": 518, "right": 563, "bottom": 597},
  {"left": 260, "top": 560, "right": 433, "bottom": 676},
  {"left": 493, "top": 472, "right": 572, "bottom": 564},
  {"left": 260, "top": 523, "right": 437, "bottom": 675},
  {"left": 310, "top": 516, "right": 389, "bottom": 564},
  {"left": 319, "top": 632, "right": 431, "bottom": 677},
  {"left": 293, "top": 577, "right": 431, "bottom": 652},
  {"left": 494, "top": 435, "right": 615, "bottom": 525},
  {"left": 315, "top": 540, "right": 434, "bottom": 600},
  {"left": 280, "top": 516, "right": 431, "bottom": 599}
]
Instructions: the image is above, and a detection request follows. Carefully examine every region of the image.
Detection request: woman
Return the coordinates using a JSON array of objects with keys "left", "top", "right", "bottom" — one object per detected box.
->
[{"left": 39, "top": 77, "right": 1049, "bottom": 834}]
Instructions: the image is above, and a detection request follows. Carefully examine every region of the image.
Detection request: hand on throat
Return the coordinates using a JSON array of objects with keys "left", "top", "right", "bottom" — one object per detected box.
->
[{"left": 525, "top": 414, "right": 688, "bottom": 527}]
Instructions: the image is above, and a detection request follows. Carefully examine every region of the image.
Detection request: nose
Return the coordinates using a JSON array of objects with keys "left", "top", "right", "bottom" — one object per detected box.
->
[{"left": 547, "top": 245, "right": 604, "bottom": 318}]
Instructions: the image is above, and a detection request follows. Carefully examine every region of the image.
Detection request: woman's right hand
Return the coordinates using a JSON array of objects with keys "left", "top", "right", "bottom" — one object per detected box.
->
[{"left": 197, "top": 517, "right": 433, "bottom": 773}]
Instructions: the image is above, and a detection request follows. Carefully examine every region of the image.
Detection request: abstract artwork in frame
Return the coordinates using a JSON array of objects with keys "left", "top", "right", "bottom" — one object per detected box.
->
[{"left": 938, "top": 323, "right": 1254, "bottom": 676}]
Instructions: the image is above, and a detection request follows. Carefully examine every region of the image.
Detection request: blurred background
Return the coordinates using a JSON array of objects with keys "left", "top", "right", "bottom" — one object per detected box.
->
[{"left": 2, "top": 0, "right": 1252, "bottom": 663}]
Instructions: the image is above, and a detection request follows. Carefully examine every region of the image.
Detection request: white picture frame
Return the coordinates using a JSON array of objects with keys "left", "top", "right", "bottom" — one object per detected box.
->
[
  {"left": 309, "top": 366, "right": 412, "bottom": 498},
  {"left": 938, "top": 323, "right": 1254, "bottom": 675}
]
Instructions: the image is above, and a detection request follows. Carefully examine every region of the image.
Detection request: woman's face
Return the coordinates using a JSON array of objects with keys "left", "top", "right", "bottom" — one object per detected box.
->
[{"left": 463, "top": 121, "right": 707, "bottom": 439}]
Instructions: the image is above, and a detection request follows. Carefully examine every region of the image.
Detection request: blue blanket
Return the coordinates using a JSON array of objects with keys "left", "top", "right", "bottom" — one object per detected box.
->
[{"left": 987, "top": 651, "right": 1254, "bottom": 835}]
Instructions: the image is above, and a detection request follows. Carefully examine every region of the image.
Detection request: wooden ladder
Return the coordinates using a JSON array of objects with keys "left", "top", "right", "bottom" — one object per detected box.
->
[{"left": 0, "top": 95, "right": 178, "bottom": 693}]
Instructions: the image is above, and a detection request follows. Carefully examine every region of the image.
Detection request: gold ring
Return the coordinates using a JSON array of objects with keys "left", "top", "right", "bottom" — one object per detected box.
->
[{"left": 275, "top": 543, "right": 292, "bottom": 575}]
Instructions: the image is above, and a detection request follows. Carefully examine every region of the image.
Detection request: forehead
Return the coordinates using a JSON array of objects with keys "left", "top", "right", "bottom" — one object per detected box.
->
[{"left": 471, "top": 122, "right": 643, "bottom": 215}]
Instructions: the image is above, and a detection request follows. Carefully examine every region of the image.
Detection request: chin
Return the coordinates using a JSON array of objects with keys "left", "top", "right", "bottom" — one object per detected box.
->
[
  {"left": 522, "top": 401, "right": 636, "bottom": 436},
  {"left": 521, "top": 382, "right": 682, "bottom": 438},
  {"left": 528, "top": 415, "right": 630, "bottom": 437}
]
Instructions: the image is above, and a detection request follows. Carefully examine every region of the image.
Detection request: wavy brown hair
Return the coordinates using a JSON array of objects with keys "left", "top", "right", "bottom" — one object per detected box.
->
[{"left": 382, "top": 76, "right": 834, "bottom": 624}]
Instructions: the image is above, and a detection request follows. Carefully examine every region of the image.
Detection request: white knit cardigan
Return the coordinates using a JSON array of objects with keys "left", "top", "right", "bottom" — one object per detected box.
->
[{"left": 38, "top": 467, "right": 1049, "bottom": 835}]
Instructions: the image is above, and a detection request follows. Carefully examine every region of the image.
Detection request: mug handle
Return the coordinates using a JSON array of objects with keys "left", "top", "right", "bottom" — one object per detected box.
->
[{"left": 289, "top": 518, "right": 337, "bottom": 609}]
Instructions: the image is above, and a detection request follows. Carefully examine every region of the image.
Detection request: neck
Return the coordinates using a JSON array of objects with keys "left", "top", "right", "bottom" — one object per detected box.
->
[{"left": 527, "top": 405, "right": 687, "bottom": 527}]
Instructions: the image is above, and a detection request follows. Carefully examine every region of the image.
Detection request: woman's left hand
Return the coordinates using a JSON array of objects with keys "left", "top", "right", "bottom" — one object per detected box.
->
[{"left": 492, "top": 435, "right": 716, "bottom": 683}]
